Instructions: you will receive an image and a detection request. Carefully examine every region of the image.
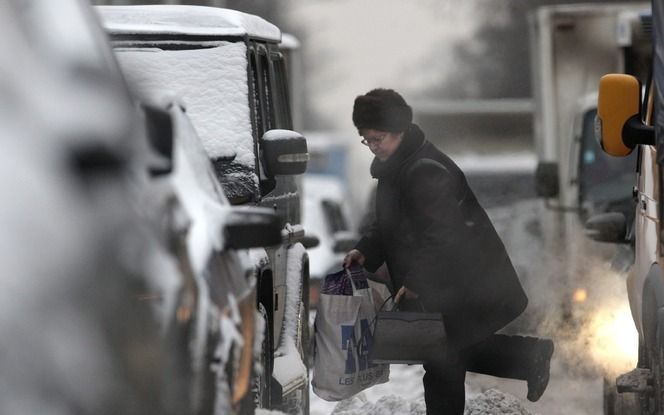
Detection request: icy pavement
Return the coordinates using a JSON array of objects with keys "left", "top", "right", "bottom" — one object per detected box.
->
[{"left": 310, "top": 356, "right": 603, "bottom": 415}]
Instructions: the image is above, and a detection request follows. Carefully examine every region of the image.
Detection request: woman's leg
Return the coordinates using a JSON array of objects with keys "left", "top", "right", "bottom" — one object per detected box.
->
[
  {"left": 422, "top": 358, "right": 467, "bottom": 415},
  {"left": 465, "top": 334, "right": 554, "bottom": 401}
]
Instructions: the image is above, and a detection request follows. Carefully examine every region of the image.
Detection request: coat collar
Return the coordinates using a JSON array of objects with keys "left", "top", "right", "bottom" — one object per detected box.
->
[{"left": 370, "top": 123, "right": 426, "bottom": 179}]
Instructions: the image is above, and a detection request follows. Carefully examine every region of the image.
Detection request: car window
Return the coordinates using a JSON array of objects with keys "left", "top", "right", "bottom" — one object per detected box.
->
[
  {"left": 578, "top": 108, "right": 637, "bottom": 204},
  {"left": 322, "top": 200, "right": 348, "bottom": 233}
]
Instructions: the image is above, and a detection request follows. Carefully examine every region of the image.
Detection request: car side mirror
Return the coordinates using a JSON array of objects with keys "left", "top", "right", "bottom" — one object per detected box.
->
[
  {"left": 535, "top": 161, "right": 559, "bottom": 198},
  {"left": 597, "top": 74, "right": 654, "bottom": 157},
  {"left": 301, "top": 234, "right": 320, "bottom": 249},
  {"left": 224, "top": 206, "right": 282, "bottom": 249},
  {"left": 261, "top": 129, "right": 308, "bottom": 177},
  {"left": 332, "top": 231, "right": 359, "bottom": 253},
  {"left": 142, "top": 103, "right": 174, "bottom": 177},
  {"left": 584, "top": 212, "right": 629, "bottom": 244}
]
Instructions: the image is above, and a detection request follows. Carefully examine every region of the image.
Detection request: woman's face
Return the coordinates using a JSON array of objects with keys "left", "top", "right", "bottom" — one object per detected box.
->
[{"left": 359, "top": 129, "right": 403, "bottom": 161}]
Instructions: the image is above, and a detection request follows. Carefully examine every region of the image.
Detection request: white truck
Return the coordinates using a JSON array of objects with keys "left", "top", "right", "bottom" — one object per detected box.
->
[
  {"left": 530, "top": 2, "right": 649, "bottom": 324},
  {"left": 530, "top": 5, "right": 651, "bottom": 413}
]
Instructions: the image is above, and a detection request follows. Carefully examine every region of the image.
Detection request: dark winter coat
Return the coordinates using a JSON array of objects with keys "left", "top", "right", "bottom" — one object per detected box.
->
[{"left": 355, "top": 124, "right": 528, "bottom": 350}]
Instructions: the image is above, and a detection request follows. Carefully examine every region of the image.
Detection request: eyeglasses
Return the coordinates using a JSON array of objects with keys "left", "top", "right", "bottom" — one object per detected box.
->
[{"left": 360, "top": 134, "right": 387, "bottom": 146}]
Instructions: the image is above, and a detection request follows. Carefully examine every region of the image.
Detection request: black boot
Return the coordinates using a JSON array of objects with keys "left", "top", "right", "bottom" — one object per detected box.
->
[
  {"left": 465, "top": 334, "right": 555, "bottom": 402},
  {"left": 526, "top": 339, "right": 554, "bottom": 402}
]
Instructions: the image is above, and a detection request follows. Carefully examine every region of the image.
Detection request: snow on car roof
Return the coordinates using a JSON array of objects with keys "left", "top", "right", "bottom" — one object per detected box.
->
[
  {"left": 96, "top": 5, "right": 281, "bottom": 42},
  {"left": 280, "top": 33, "right": 301, "bottom": 50}
]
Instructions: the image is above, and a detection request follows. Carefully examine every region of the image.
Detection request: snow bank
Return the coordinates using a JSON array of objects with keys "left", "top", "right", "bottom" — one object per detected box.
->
[
  {"left": 331, "top": 393, "right": 426, "bottom": 415},
  {"left": 465, "top": 389, "right": 535, "bottom": 415},
  {"left": 316, "top": 389, "right": 534, "bottom": 415},
  {"left": 255, "top": 409, "right": 288, "bottom": 415}
]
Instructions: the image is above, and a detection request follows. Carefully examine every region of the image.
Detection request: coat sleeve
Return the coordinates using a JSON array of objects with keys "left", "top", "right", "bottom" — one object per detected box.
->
[
  {"left": 401, "top": 159, "right": 465, "bottom": 311},
  {"left": 354, "top": 220, "right": 385, "bottom": 273}
]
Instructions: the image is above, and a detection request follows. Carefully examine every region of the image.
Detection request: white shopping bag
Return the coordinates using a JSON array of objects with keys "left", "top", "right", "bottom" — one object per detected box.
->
[{"left": 312, "top": 267, "right": 390, "bottom": 401}]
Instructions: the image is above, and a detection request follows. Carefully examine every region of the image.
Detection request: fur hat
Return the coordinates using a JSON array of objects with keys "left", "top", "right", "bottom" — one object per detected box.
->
[{"left": 352, "top": 88, "right": 413, "bottom": 133}]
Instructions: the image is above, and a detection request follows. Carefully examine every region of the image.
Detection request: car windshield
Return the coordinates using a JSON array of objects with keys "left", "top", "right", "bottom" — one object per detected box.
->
[
  {"left": 115, "top": 41, "right": 258, "bottom": 202},
  {"left": 579, "top": 109, "right": 636, "bottom": 204}
]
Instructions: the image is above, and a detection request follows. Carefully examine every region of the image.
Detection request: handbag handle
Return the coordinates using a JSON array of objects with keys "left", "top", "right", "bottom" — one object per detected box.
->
[{"left": 377, "top": 293, "right": 427, "bottom": 312}]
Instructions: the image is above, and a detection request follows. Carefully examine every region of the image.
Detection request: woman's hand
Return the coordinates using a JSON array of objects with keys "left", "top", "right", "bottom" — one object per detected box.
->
[
  {"left": 394, "top": 285, "right": 418, "bottom": 304},
  {"left": 343, "top": 249, "right": 365, "bottom": 268}
]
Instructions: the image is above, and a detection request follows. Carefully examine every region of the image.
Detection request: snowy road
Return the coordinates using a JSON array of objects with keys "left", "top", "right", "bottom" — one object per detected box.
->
[
  {"left": 310, "top": 358, "right": 603, "bottom": 415},
  {"left": 307, "top": 193, "right": 627, "bottom": 414}
]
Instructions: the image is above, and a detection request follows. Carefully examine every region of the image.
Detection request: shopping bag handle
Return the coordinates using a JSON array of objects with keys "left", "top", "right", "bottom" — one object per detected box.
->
[{"left": 345, "top": 267, "right": 359, "bottom": 292}]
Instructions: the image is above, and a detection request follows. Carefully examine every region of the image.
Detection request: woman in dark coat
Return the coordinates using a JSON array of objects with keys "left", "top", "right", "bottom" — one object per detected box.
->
[{"left": 344, "top": 88, "right": 554, "bottom": 414}]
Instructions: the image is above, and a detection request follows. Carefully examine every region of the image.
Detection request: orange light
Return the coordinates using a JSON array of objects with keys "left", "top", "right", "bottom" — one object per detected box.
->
[
  {"left": 573, "top": 288, "right": 588, "bottom": 303},
  {"left": 232, "top": 291, "right": 256, "bottom": 404},
  {"left": 176, "top": 306, "right": 192, "bottom": 323}
]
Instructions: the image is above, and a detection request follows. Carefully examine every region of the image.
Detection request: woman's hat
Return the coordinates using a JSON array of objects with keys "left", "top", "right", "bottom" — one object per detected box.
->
[{"left": 352, "top": 88, "right": 412, "bottom": 133}]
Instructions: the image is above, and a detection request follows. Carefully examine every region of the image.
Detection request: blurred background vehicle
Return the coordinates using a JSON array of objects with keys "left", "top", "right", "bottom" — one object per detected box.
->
[
  {"left": 97, "top": 5, "right": 311, "bottom": 413},
  {"left": 301, "top": 174, "right": 358, "bottom": 307},
  {"left": 531, "top": 2, "right": 649, "bottom": 327},
  {"left": 0, "top": 1, "right": 166, "bottom": 413}
]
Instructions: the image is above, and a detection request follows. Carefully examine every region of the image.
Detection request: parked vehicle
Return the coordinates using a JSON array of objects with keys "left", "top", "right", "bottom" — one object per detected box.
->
[
  {"left": 97, "top": 6, "right": 311, "bottom": 413},
  {"left": 0, "top": 1, "right": 166, "bottom": 413},
  {"left": 301, "top": 174, "right": 358, "bottom": 306},
  {"left": 591, "top": 1, "right": 664, "bottom": 412},
  {"left": 134, "top": 95, "right": 282, "bottom": 415},
  {"left": 530, "top": 3, "right": 650, "bottom": 329}
]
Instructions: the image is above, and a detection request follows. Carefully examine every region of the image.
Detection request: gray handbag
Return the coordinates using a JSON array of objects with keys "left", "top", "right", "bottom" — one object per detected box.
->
[{"left": 370, "top": 297, "right": 449, "bottom": 365}]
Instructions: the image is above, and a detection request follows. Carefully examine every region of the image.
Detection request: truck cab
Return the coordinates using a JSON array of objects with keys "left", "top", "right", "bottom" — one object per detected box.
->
[
  {"left": 592, "top": 2, "right": 664, "bottom": 411},
  {"left": 97, "top": 6, "right": 310, "bottom": 413}
]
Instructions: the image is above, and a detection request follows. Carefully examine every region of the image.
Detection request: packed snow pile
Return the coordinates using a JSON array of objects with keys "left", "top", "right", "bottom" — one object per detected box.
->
[
  {"left": 255, "top": 409, "right": 288, "bottom": 415},
  {"left": 313, "top": 388, "right": 535, "bottom": 415},
  {"left": 465, "top": 389, "right": 536, "bottom": 415},
  {"left": 331, "top": 393, "right": 426, "bottom": 415}
]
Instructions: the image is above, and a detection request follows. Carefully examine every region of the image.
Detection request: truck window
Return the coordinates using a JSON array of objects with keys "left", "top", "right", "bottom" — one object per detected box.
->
[
  {"left": 259, "top": 52, "right": 273, "bottom": 131},
  {"left": 578, "top": 108, "right": 636, "bottom": 206},
  {"left": 272, "top": 55, "right": 293, "bottom": 130},
  {"left": 249, "top": 50, "right": 264, "bottom": 139},
  {"left": 321, "top": 200, "right": 348, "bottom": 233}
]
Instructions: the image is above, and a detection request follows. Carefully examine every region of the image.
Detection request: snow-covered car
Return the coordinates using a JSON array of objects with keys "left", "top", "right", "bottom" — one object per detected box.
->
[
  {"left": 302, "top": 174, "right": 358, "bottom": 306},
  {"left": 135, "top": 96, "right": 282, "bottom": 415},
  {"left": 97, "top": 5, "right": 311, "bottom": 413},
  {"left": 0, "top": 1, "right": 168, "bottom": 413}
]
